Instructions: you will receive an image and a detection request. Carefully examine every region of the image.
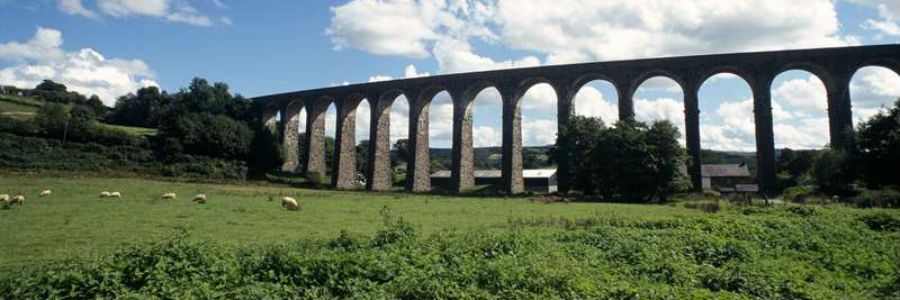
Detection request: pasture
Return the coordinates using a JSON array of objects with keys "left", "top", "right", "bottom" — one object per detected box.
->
[
  {"left": 0, "top": 173, "right": 695, "bottom": 269},
  {"left": 2, "top": 173, "right": 899, "bottom": 298}
]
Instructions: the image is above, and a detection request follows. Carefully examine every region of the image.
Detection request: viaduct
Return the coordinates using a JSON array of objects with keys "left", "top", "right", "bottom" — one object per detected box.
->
[{"left": 253, "top": 45, "right": 900, "bottom": 196}]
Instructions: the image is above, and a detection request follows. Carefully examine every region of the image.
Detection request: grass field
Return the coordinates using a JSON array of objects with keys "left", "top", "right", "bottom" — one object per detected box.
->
[
  {"left": 2, "top": 173, "right": 899, "bottom": 298},
  {"left": 0, "top": 173, "right": 697, "bottom": 269},
  {"left": 0, "top": 94, "right": 158, "bottom": 135}
]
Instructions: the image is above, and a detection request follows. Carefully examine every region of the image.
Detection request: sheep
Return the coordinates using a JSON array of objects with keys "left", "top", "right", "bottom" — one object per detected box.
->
[
  {"left": 0, "top": 194, "right": 8, "bottom": 203},
  {"left": 100, "top": 191, "right": 110, "bottom": 198},
  {"left": 11, "top": 194, "right": 24, "bottom": 205},
  {"left": 281, "top": 196, "right": 299, "bottom": 211},
  {"left": 109, "top": 191, "right": 121, "bottom": 198},
  {"left": 193, "top": 194, "right": 207, "bottom": 204},
  {"left": 39, "top": 189, "right": 51, "bottom": 197},
  {"left": 161, "top": 192, "right": 177, "bottom": 200}
]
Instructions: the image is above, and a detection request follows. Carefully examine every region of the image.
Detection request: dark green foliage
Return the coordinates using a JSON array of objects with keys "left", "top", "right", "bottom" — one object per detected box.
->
[
  {"left": 356, "top": 139, "right": 369, "bottom": 175},
  {"left": 860, "top": 213, "right": 900, "bottom": 232},
  {"left": 1, "top": 206, "right": 897, "bottom": 299},
  {"left": 107, "top": 86, "right": 169, "bottom": 128},
  {"left": 856, "top": 98, "right": 900, "bottom": 189},
  {"left": 33, "top": 102, "right": 69, "bottom": 136},
  {"left": 247, "top": 126, "right": 282, "bottom": 179},
  {"left": 159, "top": 113, "right": 253, "bottom": 159},
  {"left": 559, "top": 116, "right": 688, "bottom": 201},
  {"left": 391, "top": 138, "right": 409, "bottom": 167},
  {"left": 810, "top": 148, "right": 857, "bottom": 195},
  {"left": 854, "top": 187, "right": 900, "bottom": 209}
]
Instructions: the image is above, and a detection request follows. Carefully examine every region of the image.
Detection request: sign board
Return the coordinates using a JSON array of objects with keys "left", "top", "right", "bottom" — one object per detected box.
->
[{"left": 735, "top": 184, "right": 759, "bottom": 192}]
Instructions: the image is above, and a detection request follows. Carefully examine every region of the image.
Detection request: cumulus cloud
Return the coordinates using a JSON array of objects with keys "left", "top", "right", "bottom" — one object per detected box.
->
[
  {"left": 774, "top": 76, "right": 828, "bottom": 112},
  {"left": 850, "top": 66, "right": 900, "bottom": 125},
  {"left": 57, "top": 0, "right": 222, "bottom": 27},
  {"left": 58, "top": 0, "right": 98, "bottom": 18},
  {"left": 573, "top": 85, "right": 618, "bottom": 122},
  {"left": 0, "top": 27, "right": 158, "bottom": 106},
  {"left": 849, "top": 0, "right": 900, "bottom": 38}
]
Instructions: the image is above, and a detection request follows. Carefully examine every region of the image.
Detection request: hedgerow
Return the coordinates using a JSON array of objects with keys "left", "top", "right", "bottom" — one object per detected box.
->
[{"left": 1, "top": 206, "right": 897, "bottom": 299}]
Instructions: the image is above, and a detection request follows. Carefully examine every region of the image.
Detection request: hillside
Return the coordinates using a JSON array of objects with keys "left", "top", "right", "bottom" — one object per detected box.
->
[{"left": 0, "top": 94, "right": 157, "bottom": 136}]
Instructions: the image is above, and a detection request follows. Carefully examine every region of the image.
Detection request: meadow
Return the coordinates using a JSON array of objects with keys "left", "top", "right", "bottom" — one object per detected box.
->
[{"left": 2, "top": 173, "right": 899, "bottom": 298}]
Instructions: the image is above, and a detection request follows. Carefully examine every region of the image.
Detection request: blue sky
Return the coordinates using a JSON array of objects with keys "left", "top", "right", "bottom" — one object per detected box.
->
[{"left": 1, "top": 0, "right": 899, "bottom": 151}]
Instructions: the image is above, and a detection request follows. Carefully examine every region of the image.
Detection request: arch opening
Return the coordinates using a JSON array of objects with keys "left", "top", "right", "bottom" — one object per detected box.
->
[
  {"left": 519, "top": 82, "right": 558, "bottom": 184},
  {"left": 697, "top": 72, "right": 757, "bottom": 191},
  {"left": 634, "top": 76, "right": 686, "bottom": 145},
  {"left": 426, "top": 91, "right": 453, "bottom": 190},
  {"left": 770, "top": 70, "right": 829, "bottom": 150},
  {"left": 573, "top": 79, "right": 619, "bottom": 123},
  {"left": 850, "top": 66, "right": 900, "bottom": 126},
  {"left": 388, "top": 94, "right": 410, "bottom": 189}
]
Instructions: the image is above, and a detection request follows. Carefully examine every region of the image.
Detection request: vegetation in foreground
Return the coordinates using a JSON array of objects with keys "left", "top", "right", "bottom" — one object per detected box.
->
[{"left": 2, "top": 196, "right": 899, "bottom": 299}]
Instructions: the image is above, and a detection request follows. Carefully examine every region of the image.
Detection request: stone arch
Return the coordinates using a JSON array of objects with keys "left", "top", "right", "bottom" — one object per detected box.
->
[
  {"left": 367, "top": 89, "right": 410, "bottom": 191},
  {"left": 572, "top": 78, "right": 619, "bottom": 122},
  {"left": 302, "top": 96, "right": 333, "bottom": 179}
]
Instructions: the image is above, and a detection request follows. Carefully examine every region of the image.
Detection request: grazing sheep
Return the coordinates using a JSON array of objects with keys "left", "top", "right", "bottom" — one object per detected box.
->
[
  {"left": 161, "top": 192, "right": 177, "bottom": 200},
  {"left": 11, "top": 194, "right": 24, "bottom": 205},
  {"left": 281, "top": 196, "right": 299, "bottom": 211},
  {"left": 39, "top": 189, "right": 51, "bottom": 197},
  {"left": 100, "top": 191, "right": 110, "bottom": 198},
  {"left": 193, "top": 194, "right": 207, "bottom": 204},
  {"left": 0, "top": 194, "right": 8, "bottom": 203},
  {"left": 109, "top": 191, "right": 121, "bottom": 198}
]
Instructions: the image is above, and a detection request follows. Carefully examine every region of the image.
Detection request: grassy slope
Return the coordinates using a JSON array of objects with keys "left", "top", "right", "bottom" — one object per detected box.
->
[
  {"left": 0, "top": 173, "right": 697, "bottom": 269},
  {"left": 0, "top": 94, "right": 158, "bottom": 135}
]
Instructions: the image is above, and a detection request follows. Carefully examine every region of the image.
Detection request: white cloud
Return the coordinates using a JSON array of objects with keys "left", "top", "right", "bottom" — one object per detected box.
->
[
  {"left": 522, "top": 118, "right": 557, "bottom": 146},
  {"left": 58, "top": 0, "right": 98, "bottom": 18},
  {"left": 58, "top": 0, "right": 221, "bottom": 26},
  {"left": 0, "top": 27, "right": 158, "bottom": 106},
  {"left": 849, "top": 0, "right": 900, "bottom": 38},
  {"left": 850, "top": 66, "right": 900, "bottom": 124},
  {"left": 573, "top": 85, "right": 618, "bottom": 123},
  {"left": 473, "top": 125, "right": 501, "bottom": 147},
  {"left": 0, "top": 27, "right": 66, "bottom": 62},
  {"left": 774, "top": 76, "right": 828, "bottom": 112},
  {"left": 635, "top": 97, "right": 685, "bottom": 140}
]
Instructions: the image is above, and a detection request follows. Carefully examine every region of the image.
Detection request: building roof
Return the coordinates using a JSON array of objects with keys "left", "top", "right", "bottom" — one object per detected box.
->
[
  {"left": 701, "top": 164, "right": 750, "bottom": 177},
  {"left": 431, "top": 169, "right": 557, "bottom": 179}
]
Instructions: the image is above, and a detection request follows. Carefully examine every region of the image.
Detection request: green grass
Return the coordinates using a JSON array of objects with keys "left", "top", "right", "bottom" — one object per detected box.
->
[
  {"left": 0, "top": 173, "right": 697, "bottom": 269},
  {"left": 2, "top": 173, "right": 899, "bottom": 298},
  {"left": 97, "top": 123, "right": 158, "bottom": 136}
]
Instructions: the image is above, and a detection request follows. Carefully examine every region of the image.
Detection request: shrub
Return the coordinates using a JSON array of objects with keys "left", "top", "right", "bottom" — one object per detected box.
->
[
  {"left": 860, "top": 213, "right": 900, "bottom": 232},
  {"left": 854, "top": 188, "right": 900, "bottom": 209}
]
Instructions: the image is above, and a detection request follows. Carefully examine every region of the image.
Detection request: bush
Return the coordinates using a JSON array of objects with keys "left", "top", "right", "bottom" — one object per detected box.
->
[
  {"left": 860, "top": 213, "right": 900, "bottom": 232},
  {"left": 782, "top": 185, "right": 820, "bottom": 203},
  {"left": 854, "top": 188, "right": 900, "bottom": 209}
]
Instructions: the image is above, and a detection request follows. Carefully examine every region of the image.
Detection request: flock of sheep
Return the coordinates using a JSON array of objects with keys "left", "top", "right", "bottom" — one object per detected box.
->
[{"left": 1, "top": 189, "right": 301, "bottom": 211}]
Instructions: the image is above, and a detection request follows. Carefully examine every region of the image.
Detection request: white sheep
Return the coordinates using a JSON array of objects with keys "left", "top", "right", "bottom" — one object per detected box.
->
[
  {"left": 0, "top": 194, "right": 8, "bottom": 203},
  {"left": 161, "top": 192, "right": 177, "bottom": 200},
  {"left": 109, "top": 191, "right": 121, "bottom": 198},
  {"left": 100, "top": 191, "right": 110, "bottom": 198},
  {"left": 281, "top": 196, "right": 299, "bottom": 211},
  {"left": 39, "top": 189, "right": 51, "bottom": 197},
  {"left": 193, "top": 194, "right": 207, "bottom": 204},
  {"left": 11, "top": 194, "right": 24, "bottom": 205}
]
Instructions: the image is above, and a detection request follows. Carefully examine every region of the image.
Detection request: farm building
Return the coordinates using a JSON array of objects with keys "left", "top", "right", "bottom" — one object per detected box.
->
[
  {"left": 701, "top": 164, "right": 753, "bottom": 193},
  {"left": 431, "top": 169, "right": 558, "bottom": 193}
]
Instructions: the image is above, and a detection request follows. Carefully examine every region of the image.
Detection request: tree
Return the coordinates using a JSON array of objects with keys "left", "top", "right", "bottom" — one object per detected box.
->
[
  {"left": 557, "top": 116, "right": 687, "bottom": 202},
  {"left": 34, "top": 103, "right": 69, "bottom": 137},
  {"left": 356, "top": 140, "right": 370, "bottom": 175},
  {"left": 68, "top": 104, "right": 97, "bottom": 137},
  {"left": 35, "top": 80, "right": 67, "bottom": 93},
  {"left": 856, "top": 98, "right": 900, "bottom": 188},
  {"left": 811, "top": 148, "right": 857, "bottom": 195},
  {"left": 392, "top": 138, "right": 410, "bottom": 167},
  {"left": 108, "top": 86, "right": 168, "bottom": 128},
  {"left": 160, "top": 113, "right": 253, "bottom": 159}
]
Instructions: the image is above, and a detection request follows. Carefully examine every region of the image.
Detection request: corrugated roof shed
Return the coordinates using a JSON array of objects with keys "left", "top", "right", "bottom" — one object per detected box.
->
[
  {"left": 701, "top": 164, "right": 750, "bottom": 177},
  {"left": 431, "top": 169, "right": 557, "bottom": 178}
]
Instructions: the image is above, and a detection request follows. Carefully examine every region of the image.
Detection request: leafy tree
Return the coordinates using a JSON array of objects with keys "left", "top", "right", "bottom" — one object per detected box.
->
[
  {"left": 160, "top": 113, "right": 253, "bottom": 159},
  {"left": 33, "top": 103, "right": 69, "bottom": 136},
  {"left": 558, "top": 116, "right": 687, "bottom": 202},
  {"left": 392, "top": 138, "right": 410, "bottom": 167},
  {"left": 810, "top": 148, "right": 857, "bottom": 195},
  {"left": 35, "top": 80, "right": 67, "bottom": 93},
  {"left": 856, "top": 98, "right": 900, "bottom": 188},
  {"left": 108, "top": 86, "right": 169, "bottom": 128},
  {"left": 357, "top": 140, "right": 370, "bottom": 175},
  {"left": 68, "top": 104, "right": 97, "bottom": 136}
]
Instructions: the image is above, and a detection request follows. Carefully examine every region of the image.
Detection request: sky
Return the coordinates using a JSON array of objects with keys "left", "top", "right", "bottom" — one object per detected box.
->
[{"left": 1, "top": 0, "right": 899, "bottom": 151}]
